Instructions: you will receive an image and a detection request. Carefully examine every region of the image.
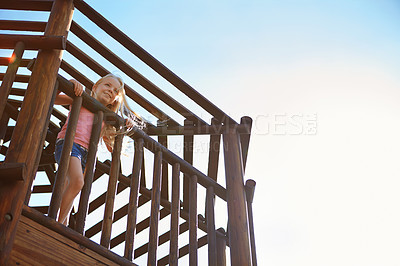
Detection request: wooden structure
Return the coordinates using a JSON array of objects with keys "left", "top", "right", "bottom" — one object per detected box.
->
[{"left": 0, "top": 0, "right": 257, "bottom": 265}]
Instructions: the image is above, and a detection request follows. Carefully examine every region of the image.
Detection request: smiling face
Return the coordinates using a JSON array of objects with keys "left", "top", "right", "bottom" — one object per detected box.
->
[{"left": 92, "top": 76, "right": 122, "bottom": 106}]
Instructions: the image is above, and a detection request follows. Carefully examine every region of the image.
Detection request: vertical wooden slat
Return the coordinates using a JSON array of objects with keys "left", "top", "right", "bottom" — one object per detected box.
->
[
  {"left": 206, "top": 186, "right": 217, "bottom": 266},
  {"left": 48, "top": 96, "right": 83, "bottom": 219},
  {"left": 0, "top": 41, "right": 24, "bottom": 121},
  {"left": 239, "top": 116, "right": 252, "bottom": 171},
  {"left": 147, "top": 151, "right": 163, "bottom": 266},
  {"left": 124, "top": 138, "right": 144, "bottom": 260},
  {"left": 223, "top": 127, "right": 251, "bottom": 265},
  {"left": 169, "top": 163, "right": 181, "bottom": 266},
  {"left": 158, "top": 132, "right": 169, "bottom": 200},
  {"left": 0, "top": 1, "right": 74, "bottom": 263},
  {"left": 100, "top": 133, "right": 123, "bottom": 248},
  {"left": 183, "top": 119, "right": 194, "bottom": 211},
  {"left": 207, "top": 118, "right": 221, "bottom": 181},
  {"left": 75, "top": 110, "right": 104, "bottom": 234},
  {"left": 205, "top": 118, "right": 221, "bottom": 220},
  {"left": 216, "top": 228, "right": 227, "bottom": 266},
  {"left": 189, "top": 174, "right": 198, "bottom": 266},
  {"left": 245, "top": 179, "right": 257, "bottom": 266}
]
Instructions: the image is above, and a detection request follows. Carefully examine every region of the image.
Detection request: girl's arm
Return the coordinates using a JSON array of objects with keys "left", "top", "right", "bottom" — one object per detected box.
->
[{"left": 54, "top": 79, "right": 84, "bottom": 105}]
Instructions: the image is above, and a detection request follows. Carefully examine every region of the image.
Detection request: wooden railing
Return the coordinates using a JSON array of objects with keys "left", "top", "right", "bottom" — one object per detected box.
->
[{"left": 0, "top": 0, "right": 257, "bottom": 265}]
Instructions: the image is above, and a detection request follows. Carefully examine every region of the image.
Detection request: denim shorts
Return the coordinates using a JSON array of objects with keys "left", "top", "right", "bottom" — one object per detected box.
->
[{"left": 55, "top": 139, "right": 88, "bottom": 173}]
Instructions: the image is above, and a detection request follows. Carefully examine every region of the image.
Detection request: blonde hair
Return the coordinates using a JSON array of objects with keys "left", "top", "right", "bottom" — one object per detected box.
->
[{"left": 91, "top": 74, "right": 146, "bottom": 148}]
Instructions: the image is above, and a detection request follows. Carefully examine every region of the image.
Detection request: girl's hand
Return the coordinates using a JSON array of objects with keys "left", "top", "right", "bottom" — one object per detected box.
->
[
  {"left": 70, "top": 79, "right": 84, "bottom": 96},
  {"left": 125, "top": 117, "right": 134, "bottom": 130}
]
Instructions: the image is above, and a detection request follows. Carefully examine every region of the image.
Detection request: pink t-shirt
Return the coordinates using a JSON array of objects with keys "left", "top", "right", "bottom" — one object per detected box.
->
[{"left": 57, "top": 107, "right": 97, "bottom": 149}]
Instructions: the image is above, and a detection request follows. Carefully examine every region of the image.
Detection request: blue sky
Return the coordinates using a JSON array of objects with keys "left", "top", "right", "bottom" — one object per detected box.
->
[{"left": 2, "top": 0, "right": 400, "bottom": 265}]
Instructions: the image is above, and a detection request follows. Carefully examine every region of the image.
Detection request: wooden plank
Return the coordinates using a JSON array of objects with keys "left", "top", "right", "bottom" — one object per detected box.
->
[
  {"left": 0, "top": 1, "right": 74, "bottom": 264},
  {"left": 124, "top": 138, "right": 144, "bottom": 260},
  {"left": 0, "top": 34, "right": 66, "bottom": 50},
  {"left": 20, "top": 206, "right": 136, "bottom": 265},
  {"left": 9, "top": 215, "right": 118, "bottom": 265},
  {"left": 169, "top": 163, "right": 180, "bottom": 266},
  {"left": 147, "top": 151, "right": 163, "bottom": 266}
]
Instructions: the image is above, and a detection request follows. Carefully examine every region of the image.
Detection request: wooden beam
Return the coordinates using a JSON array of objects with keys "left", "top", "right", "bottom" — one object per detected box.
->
[
  {"left": 0, "top": 163, "right": 26, "bottom": 181},
  {"left": 0, "top": 1, "right": 74, "bottom": 264},
  {"left": 222, "top": 128, "right": 251, "bottom": 265},
  {"left": 0, "top": 20, "right": 46, "bottom": 32},
  {"left": 21, "top": 206, "right": 136, "bottom": 266},
  {"left": 0, "top": 1, "right": 53, "bottom": 11},
  {"left": 0, "top": 34, "right": 66, "bottom": 50}
]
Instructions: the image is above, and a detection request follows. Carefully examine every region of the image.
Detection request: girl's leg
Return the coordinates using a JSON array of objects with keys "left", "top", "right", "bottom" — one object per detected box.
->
[{"left": 58, "top": 156, "right": 84, "bottom": 225}]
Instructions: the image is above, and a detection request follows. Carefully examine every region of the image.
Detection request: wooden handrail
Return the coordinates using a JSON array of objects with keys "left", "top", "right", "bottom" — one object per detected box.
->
[{"left": 64, "top": 41, "right": 177, "bottom": 126}]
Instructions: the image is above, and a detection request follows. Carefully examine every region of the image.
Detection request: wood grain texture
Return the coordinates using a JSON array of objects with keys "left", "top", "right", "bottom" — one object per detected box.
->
[{"left": 9, "top": 215, "right": 118, "bottom": 266}]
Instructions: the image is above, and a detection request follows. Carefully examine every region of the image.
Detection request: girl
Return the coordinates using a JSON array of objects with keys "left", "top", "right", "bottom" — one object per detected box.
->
[{"left": 54, "top": 74, "right": 144, "bottom": 225}]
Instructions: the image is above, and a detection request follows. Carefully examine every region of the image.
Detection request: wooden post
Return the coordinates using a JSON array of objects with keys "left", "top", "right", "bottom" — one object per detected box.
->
[
  {"left": 189, "top": 174, "right": 198, "bottom": 266},
  {"left": 148, "top": 151, "right": 163, "bottom": 266},
  {"left": 124, "top": 138, "right": 144, "bottom": 260},
  {"left": 169, "top": 163, "right": 181, "bottom": 266},
  {"left": 100, "top": 133, "right": 123, "bottom": 248},
  {"left": 239, "top": 116, "right": 252, "bottom": 171},
  {"left": 206, "top": 186, "right": 217, "bottom": 266},
  {"left": 158, "top": 119, "right": 169, "bottom": 200},
  {"left": 223, "top": 127, "right": 251, "bottom": 265},
  {"left": 0, "top": 1, "right": 74, "bottom": 264},
  {"left": 183, "top": 119, "right": 194, "bottom": 211},
  {"left": 48, "top": 96, "right": 83, "bottom": 219},
  {"left": 245, "top": 179, "right": 257, "bottom": 266},
  {"left": 216, "top": 228, "right": 227, "bottom": 266},
  {"left": 75, "top": 110, "right": 104, "bottom": 234},
  {"left": 0, "top": 41, "right": 24, "bottom": 121}
]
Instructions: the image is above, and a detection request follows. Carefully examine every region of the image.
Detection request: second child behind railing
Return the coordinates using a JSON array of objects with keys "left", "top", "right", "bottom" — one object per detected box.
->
[{"left": 54, "top": 74, "right": 145, "bottom": 225}]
